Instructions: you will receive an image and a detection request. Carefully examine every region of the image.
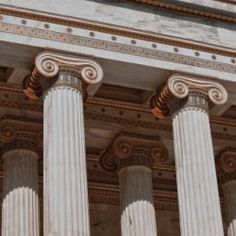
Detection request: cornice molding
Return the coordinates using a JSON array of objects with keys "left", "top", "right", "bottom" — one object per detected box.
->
[
  {"left": 126, "top": 0, "right": 236, "bottom": 23},
  {"left": 221, "top": 0, "right": 236, "bottom": 4},
  {"left": 1, "top": 2, "right": 236, "bottom": 26},
  {"left": 1, "top": 21, "right": 235, "bottom": 75},
  {"left": 0, "top": 6, "right": 236, "bottom": 58}
]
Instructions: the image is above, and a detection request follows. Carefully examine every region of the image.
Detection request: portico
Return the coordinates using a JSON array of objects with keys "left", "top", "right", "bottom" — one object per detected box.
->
[{"left": 0, "top": 1, "right": 236, "bottom": 235}]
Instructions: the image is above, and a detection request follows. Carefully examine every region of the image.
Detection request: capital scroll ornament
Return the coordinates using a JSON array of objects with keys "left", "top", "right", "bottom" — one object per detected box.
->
[
  {"left": 0, "top": 126, "right": 17, "bottom": 143},
  {"left": 217, "top": 148, "right": 236, "bottom": 184},
  {"left": 23, "top": 51, "right": 104, "bottom": 99},
  {"left": 0, "top": 116, "right": 42, "bottom": 156},
  {"left": 150, "top": 74, "right": 228, "bottom": 119},
  {"left": 99, "top": 132, "right": 168, "bottom": 172}
]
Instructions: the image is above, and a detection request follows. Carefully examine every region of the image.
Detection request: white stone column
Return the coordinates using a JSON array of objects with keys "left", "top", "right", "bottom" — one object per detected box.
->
[
  {"left": 27, "top": 51, "right": 103, "bottom": 236},
  {"left": 44, "top": 72, "right": 90, "bottom": 235},
  {"left": 119, "top": 165, "right": 157, "bottom": 236},
  {"left": 223, "top": 181, "right": 236, "bottom": 236},
  {"left": 150, "top": 74, "right": 228, "bottom": 236},
  {"left": 2, "top": 138, "right": 39, "bottom": 236},
  {"left": 100, "top": 133, "right": 168, "bottom": 236},
  {"left": 172, "top": 95, "right": 224, "bottom": 236}
]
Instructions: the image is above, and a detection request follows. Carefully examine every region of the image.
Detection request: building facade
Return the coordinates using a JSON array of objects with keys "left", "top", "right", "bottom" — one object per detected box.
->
[{"left": 0, "top": 0, "right": 236, "bottom": 235}]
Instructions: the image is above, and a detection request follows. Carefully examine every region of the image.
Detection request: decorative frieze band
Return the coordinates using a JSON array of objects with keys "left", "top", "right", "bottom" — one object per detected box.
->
[
  {"left": 99, "top": 132, "right": 168, "bottom": 172},
  {"left": 127, "top": 0, "right": 236, "bottom": 24},
  {"left": 1, "top": 4, "right": 236, "bottom": 37},
  {"left": 1, "top": 15, "right": 236, "bottom": 74}
]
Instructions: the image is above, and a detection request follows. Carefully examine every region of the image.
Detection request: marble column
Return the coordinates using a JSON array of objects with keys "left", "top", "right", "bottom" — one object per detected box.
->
[
  {"left": 100, "top": 133, "right": 168, "bottom": 236},
  {"left": 2, "top": 136, "right": 39, "bottom": 236},
  {"left": 223, "top": 181, "right": 236, "bottom": 236},
  {"left": 218, "top": 148, "right": 236, "bottom": 236},
  {"left": 44, "top": 71, "right": 91, "bottom": 236},
  {"left": 119, "top": 165, "right": 157, "bottom": 236},
  {"left": 150, "top": 74, "right": 228, "bottom": 236},
  {"left": 172, "top": 95, "right": 224, "bottom": 235},
  {"left": 24, "top": 51, "right": 103, "bottom": 236}
]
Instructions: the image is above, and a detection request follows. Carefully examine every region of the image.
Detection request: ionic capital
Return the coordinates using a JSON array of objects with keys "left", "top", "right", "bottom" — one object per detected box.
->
[
  {"left": 0, "top": 116, "right": 42, "bottom": 156},
  {"left": 217, "top": 148, "right": 236, "bottom": 184},
  {"left": 23, "top": 51, "right": 104, "bottom": 99},
  {"left": 99, "top": 132, "right": 168, "bottom": 172},
  {"left": 150, "top": 73, "right": 228, "bottom": 119}
]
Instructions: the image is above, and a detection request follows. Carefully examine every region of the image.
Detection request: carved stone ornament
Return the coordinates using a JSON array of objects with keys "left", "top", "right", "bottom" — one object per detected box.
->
[
  {"left": 0, "top": 116, "right": 42, "bottom": 156},
  {"left": 150, "top": 73, "right": 228, "bottom": 119},
  {"left": 23, "top": 51, "right": 104, "bottom": 99},
  {"left": 99, "top": 132, "right": 168, "bottom": 172},
  {"left": 217, "top": 148, "right": 236, "bottom": 184},
  {"left": 2, "top": 133, "right": 37, "bottom": 155}
]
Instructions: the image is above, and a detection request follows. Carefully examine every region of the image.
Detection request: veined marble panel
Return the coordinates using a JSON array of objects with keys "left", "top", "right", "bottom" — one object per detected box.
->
[
  {"left": 1, "top": 0, "right": 236, "bottom": 49},
  {"left": 172, "top": 0, "right": 236, "bottom": 13}
]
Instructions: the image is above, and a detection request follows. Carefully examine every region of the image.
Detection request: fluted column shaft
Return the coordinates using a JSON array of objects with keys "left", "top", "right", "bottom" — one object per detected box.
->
[
  {"left": 2, "top": 149, "right": 39, "bottom": 236},
  {"left": 119, "top": 165, "right": 157, "bottom": 236},
  {"left": 44, "top": 72, "right": 90, "bottom": 236},
  {"left": 100, "top": 133, "right": 167, "bottom": 236},
  {"left": 172, "top": 95, "right": 224, "bottom": 236},
  {"left": 223, "top": 180, "right": 236, "bottom": 236}
]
